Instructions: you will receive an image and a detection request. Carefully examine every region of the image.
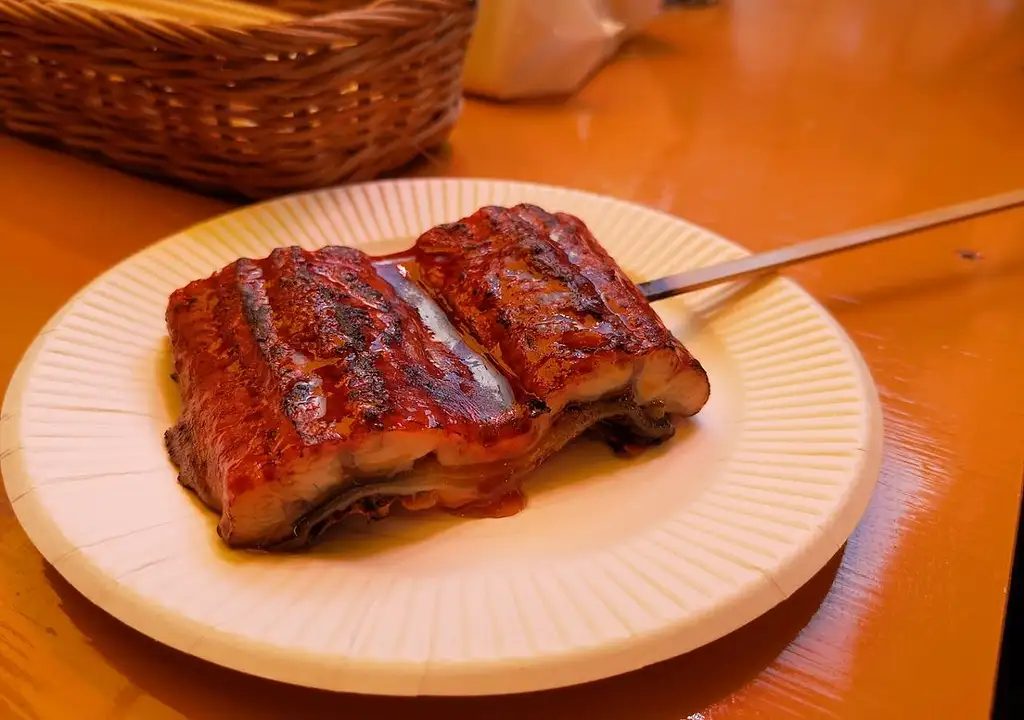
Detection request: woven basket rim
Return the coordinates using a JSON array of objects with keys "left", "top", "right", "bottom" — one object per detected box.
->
[
  {"left": 0, "top": 0, "right": 470, "bottom": 35},
  {"left": 0, "top": 0, "right": 477, "bottom": 198}
]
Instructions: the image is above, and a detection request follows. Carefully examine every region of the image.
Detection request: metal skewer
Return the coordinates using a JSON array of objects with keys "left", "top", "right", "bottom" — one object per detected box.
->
[{"left": 637, "top": 189, "right": 1024, "bottom": 302}]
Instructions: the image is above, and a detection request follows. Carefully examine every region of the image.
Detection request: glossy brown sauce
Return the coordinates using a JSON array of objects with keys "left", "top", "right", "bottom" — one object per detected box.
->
[
  {"left": 372, "top": 256, "right": 518, "bottom": 424},
  {"left": 374, "top": 255, "right": 535, "bottom": 410},
  {"left": 367, "top": 255, "right": 550, "bottom": 521},
  {"left": 350, "top": 221, "right": 672, "bottom": 522},
  {"left": 367, "top": 255, "right": 531, "bottom": 520},
  {"left": 451, "top": 489, "right": 527, "bottom": 519},
  {"left": 167, "top": 204, "right": 698, "bottom": 533}
]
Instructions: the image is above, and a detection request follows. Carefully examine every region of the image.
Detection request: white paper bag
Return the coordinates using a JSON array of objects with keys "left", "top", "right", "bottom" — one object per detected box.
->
[{"left": 463, "top": 0, "right": 663, "bottom": 101}]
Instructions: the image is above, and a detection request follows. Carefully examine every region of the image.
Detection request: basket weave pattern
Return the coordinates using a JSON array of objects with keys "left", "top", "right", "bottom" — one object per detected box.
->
[{"left": 0, "top": 0, "right": 477, "bottom": 198}]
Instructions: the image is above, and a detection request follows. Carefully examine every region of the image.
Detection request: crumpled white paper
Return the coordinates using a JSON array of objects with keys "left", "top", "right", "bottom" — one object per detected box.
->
[{"left": 463, "top": 0, "right": 663, "bottom": 101}]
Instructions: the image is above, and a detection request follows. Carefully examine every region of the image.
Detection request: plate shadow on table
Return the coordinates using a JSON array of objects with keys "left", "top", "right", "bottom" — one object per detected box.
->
[{"left": 42, "top": 546, "right": 844, "bottom": 720}]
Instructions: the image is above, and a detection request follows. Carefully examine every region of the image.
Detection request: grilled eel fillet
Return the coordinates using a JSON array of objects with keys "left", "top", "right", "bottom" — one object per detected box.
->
[{"left": 165, "top": 204, "right": 711, "bottom": 549}]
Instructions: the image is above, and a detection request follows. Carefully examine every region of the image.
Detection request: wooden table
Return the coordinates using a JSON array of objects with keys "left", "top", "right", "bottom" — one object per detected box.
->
[{"left": 1, "top": 1, "right": 1023, "bottom": 718}]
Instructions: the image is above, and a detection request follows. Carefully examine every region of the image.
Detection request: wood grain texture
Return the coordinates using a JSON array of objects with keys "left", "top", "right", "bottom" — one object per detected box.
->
[{"left": 1, "top": 0, "right": 1023, "bottom": 717}]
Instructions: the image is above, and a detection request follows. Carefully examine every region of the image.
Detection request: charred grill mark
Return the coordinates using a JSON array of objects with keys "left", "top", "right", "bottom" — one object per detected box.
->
[
  {"left": 349, "top": 275, "right": 388, "bottom": 308},
  {"left": 514, "top": 205, "right": 624, "bottom": 328},
  {"left": 235, "top": 256, "right": 332, "bottom": 442},
  {"left": 334, "top": 303, "right": 371, "bottom": 340},
  {"left": 262, "top": 246, "right": 457, "bottom": 434},
  {"left": 411, "top": 203, "right": 705, "bottom": 409},
  {"left": 381, "top": 316, "right": 403, "bottom": 347},
  {"left": 258, "top": 244, "right": 517, "bottom": 438},
  {"left": 268, "top": 246, "right": 335, "bottom": 356},
  {"left": 430, "top": 220, "right": 477, "bottom": 250},
  {"left": 165, "top": 204, "right": 711, "bottom": 551},
  {"left": 238, "top": 261, "right": 275, "bottom": 348},
  {"left": 400, "top": 364, "right": 446, "bottom": 425},
  {"left": 495, "top": 308, "right": 512, "bottom": 329},
  {"left": 327, "top": 275, "right": 390, "bottom": 426},
  {"left": 167, "top": 260, "right": 291, "bottom": 491},
  {"left": 319, "top": 245, "right": 365, "bottom": 263},
  {"left": 401, "top": 363, "right": 433, "bottom": 391},
  {"left": 487, "top": 206, "right": 628, "bottom": 339},
  {"left": 517, "top": 204, "right": 683, "bottom": 356},
  {"left": 416, "top": 205, "right": 619, "bottom": 398}
]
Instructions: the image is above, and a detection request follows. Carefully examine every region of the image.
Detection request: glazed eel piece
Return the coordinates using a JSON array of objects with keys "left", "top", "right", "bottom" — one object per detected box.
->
[{"left": 164, "top": 204, "right": 711, "bottom": 549}]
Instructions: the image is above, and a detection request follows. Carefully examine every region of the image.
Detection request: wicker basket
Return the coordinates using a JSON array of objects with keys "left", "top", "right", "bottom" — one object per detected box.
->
[{"left": 0, "top": 0, "right": 477, "bottom": 198}]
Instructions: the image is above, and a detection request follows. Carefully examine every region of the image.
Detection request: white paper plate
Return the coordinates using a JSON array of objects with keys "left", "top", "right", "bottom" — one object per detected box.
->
[{"left": 0, "top": 179, "right": 882, "bottom": 696}]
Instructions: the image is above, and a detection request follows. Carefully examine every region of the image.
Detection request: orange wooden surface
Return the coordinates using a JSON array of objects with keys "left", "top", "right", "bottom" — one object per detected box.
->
[{"left": 2, "top": 1, "right": 1024, "bottom": 718}]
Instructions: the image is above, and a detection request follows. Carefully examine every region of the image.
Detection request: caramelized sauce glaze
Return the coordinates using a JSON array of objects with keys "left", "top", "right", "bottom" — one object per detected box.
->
[{"left": 165, "top": 204, "right": 710, "bottom": 541}]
